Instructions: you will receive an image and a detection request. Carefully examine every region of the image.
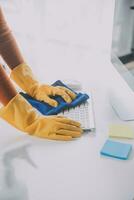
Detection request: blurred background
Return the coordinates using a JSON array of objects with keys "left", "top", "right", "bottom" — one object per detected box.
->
[
  {"left": 112, "top": 0, "right": 134, "bottom": 76},
  {"left": 0, "top": 0, "right": 112, "bottom": 83}
]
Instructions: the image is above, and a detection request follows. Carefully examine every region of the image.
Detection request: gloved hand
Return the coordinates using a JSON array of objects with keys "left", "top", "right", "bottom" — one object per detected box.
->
[
  {"left": 10, "top": 63, "right": 76, "bottom": 107},
  {"left": 0, "top": 94, "right": 82, "bottom": 141}
]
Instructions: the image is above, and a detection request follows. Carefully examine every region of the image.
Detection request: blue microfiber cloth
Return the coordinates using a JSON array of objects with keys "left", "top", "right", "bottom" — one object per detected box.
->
[
  {"left": 100, "top": 140, "right": 132, "bottom": 160},
  {"left": 20, "top": 80, "right": 89, "bottom": 115}
]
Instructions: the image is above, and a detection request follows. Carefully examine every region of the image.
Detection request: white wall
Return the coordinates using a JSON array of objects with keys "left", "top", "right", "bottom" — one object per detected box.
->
[{"left": 0, "top": 0, "right": 115, "bottom": 81}]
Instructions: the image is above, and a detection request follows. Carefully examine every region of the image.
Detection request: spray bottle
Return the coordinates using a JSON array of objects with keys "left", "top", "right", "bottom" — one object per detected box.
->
[{"left": 0, "top": 141, "right": 37, "bottom": 200}]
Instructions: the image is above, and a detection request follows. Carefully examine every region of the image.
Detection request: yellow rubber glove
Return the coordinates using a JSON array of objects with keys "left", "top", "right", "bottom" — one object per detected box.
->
[
  {"left": 0, "top": 94, "right": 82, "bottom": 141},
  {"left": 10, "top": 63, "right": 76, "bottom": 107}
]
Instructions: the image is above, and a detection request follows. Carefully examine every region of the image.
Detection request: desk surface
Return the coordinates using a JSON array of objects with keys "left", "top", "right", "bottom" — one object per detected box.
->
[{"left": 0, "top": 47, "right": 134, "bottom": 200}]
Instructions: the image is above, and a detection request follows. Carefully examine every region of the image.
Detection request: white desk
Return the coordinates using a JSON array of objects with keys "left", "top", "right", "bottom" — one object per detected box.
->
[{"left": 0, "top": 47, "right": 134, "bottom": 200}]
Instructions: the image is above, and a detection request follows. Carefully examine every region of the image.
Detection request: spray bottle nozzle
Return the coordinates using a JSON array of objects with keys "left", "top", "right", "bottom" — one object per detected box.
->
[
  {"left": 15, "top": 144, "right": 37, "bottom": 168},
  {"left": 0, "top": 141, "right": 34, "bottom": 199},
  {"left": 2, "top": 141, "right": 37, "bottom": 168}
]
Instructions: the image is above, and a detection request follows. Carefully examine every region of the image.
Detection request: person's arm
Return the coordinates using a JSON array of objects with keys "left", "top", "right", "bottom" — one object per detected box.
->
[
  {"left": 0, "top": 63, "right": 17, "bottom": 105},
  {"left": 0, "top": 6, "right": 76, "bottom": 107},
  {"left": 0, "top": 6, "right": 25, "bottom": 69},
  {"left": 0, "top": 6, "right": 82, "bottom": 141}
]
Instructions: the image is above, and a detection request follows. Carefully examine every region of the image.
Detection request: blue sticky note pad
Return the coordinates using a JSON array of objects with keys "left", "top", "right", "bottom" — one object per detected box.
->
[{"left": 100, "top": 140, "right": 132, "bottom": 160}]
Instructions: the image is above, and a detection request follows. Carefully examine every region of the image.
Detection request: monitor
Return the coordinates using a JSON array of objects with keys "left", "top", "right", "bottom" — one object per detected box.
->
[{"left": 111, "top": 0, "right": 134, "bottom": 120}]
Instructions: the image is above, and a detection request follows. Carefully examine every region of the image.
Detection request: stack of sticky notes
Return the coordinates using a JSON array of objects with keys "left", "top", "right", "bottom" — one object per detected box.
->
[
  {"left": 109, "top": 124, "right": 134, "bottom": 139},
  {"left": 100, "top": 124, "right": 134, "bottom": 160},
  {"left": 100, "top": 140, "right": 132, "bottom": 160}
]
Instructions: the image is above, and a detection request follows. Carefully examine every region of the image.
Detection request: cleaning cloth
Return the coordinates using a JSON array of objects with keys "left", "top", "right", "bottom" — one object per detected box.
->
[{"left": 20, "top": 80, "right": 89, "bottom": 115}]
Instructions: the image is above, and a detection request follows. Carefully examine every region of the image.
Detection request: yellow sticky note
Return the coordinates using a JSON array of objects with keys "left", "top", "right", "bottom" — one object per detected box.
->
[{"left": 109, "top": 124, "right": 134, "bottom": 139}]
